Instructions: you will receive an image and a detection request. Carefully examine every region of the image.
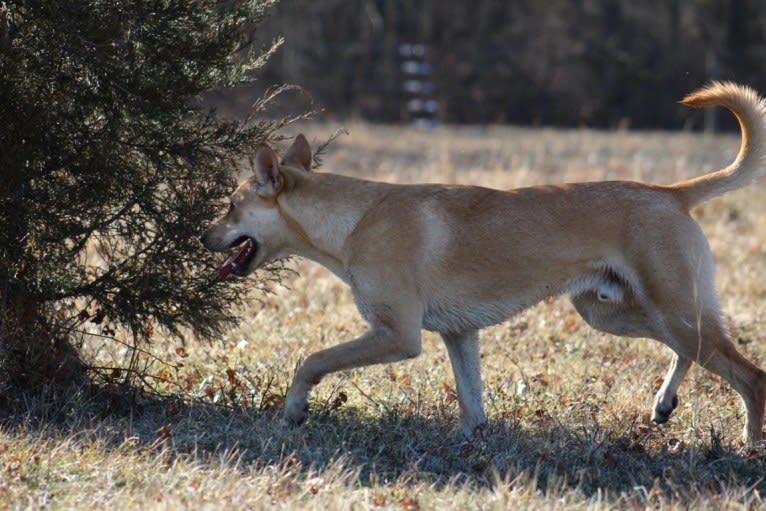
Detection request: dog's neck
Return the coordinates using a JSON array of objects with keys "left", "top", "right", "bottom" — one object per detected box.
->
[{"left": 279, "top": 170, "right": 391, "bottom": 279}]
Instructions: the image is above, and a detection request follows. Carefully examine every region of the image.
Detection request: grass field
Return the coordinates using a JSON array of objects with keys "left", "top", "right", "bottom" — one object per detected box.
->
[{"left": 3, "top": 123, "right": 766, "bottom": 509}]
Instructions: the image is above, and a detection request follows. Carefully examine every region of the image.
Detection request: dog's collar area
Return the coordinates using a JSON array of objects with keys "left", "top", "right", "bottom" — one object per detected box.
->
[{"left": 218, "top": 237, "right": 257, "bottom": 279}]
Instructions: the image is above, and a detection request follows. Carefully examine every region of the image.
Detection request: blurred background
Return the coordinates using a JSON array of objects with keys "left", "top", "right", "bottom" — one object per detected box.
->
[{"left": 210, "top": 0, "right": 766, "bottom": 131}]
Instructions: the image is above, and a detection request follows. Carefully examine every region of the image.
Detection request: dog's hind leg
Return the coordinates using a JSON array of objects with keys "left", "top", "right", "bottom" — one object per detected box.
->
[
  {"left": 659, "top": 309, "right": 766, "bottom": 445},
  {"left": 573, "top": 290, "right": 692, "bottom": 424},
  {"left": 441, "top": 330, "right": 486, "bottom": 439},
  {"left": 642, "top": 233, "right": 766, "bottom": 445},
  {"left": 571, "top": 277, "right": 690, "bottom": 425},
  {"left": 651, "top": 352, "right": 692, "bottom": 424}
]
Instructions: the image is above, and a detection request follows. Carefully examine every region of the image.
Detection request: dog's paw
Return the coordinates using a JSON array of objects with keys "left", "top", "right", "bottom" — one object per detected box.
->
[
  {"left": 458, "top": 420, "right": 487, "bottom": 441},
  {"left": 283, "top": 400, "right": 309, "bottom": 426},
  {"left": 651, "top": 395, "right": 679, "bottom": 424}
]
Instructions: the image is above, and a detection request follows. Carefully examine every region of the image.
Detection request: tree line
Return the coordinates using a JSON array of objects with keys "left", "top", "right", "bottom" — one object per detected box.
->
[{"left": 245, "top": 0, "right": 766, "bottom": 129}]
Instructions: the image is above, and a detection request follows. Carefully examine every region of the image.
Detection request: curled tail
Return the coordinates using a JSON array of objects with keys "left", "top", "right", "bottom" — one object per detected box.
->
[{"left": 673, "top": 81, "right": 766, "bottom": 208}]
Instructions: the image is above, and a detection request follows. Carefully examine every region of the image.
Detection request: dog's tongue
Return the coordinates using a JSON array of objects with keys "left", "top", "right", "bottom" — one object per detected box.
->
[
  {"left": 218, "top": 258, "right": 234, "bottom": 279},
  {"left": 217, "top": 239, "right": 253, "bottom": 279}
]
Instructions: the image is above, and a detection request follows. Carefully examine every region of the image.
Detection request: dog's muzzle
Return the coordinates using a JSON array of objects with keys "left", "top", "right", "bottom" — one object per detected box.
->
[{"left": 219, "top": 236, "right": 257, "bottom": 279}]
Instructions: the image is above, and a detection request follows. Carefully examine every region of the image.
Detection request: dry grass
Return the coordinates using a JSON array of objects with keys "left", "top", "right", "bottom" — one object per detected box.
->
[{"left": 3, "top": 123, "right": 766, "bottom": 510}]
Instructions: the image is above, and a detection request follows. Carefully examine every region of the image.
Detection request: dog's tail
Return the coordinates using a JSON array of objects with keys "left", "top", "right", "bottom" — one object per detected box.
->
[{"left": 672, "top": 81, "right": 766, "bottom": 209}]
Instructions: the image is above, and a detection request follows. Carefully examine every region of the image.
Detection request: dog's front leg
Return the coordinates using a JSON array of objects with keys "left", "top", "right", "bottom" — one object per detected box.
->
[
  {"left": 441, "top": 330, "right": 486, "bottom": 439},
  {"left": 284, "top": 321, "right": 422, "bottom": 425}
]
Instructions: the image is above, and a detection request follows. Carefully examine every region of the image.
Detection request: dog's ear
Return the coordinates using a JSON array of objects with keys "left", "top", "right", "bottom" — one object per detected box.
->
[
  {"left": 282, "top": 134, "right": 312, "bottom": 172},
  {"left": 253, "top": 144, "right": 283, "bottom": 197}
]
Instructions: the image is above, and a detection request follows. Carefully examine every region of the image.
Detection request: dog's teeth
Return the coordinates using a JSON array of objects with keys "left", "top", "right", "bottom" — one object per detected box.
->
[{"left": 218, "top": 260, "right": 233, "bottom": 279}]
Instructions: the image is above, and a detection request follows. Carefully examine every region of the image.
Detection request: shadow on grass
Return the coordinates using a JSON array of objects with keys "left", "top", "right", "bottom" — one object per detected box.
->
[{"left": 2, "top": 380, "right": 765, "bottom": 499}]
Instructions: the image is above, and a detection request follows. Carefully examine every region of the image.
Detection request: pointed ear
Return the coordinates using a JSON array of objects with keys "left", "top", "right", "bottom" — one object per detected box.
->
[
  {"left": 282, "top": 134, "right": 312, "bottom": 172},
  {"left": 252, "top": 144, "right": 283, "bottom": 197}
]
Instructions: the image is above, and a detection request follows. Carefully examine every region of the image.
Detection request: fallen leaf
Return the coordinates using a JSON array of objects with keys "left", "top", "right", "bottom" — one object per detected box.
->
[
  {"left": 156, "top": 425, "right": 172, "bottom": 440},
  {"left": 400, "top": 497, "right": 419, "bottom": 510},
  {"left": 331, "top": 391, "right": 348, "bottom": 410},
  {"left": 441, "top": 382, "right": 458, "bottom": 403}
]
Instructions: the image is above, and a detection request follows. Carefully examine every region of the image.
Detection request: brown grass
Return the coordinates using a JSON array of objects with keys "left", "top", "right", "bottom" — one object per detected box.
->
[{"left": 3, "top": 123, "right": 766, "bottom": 510}]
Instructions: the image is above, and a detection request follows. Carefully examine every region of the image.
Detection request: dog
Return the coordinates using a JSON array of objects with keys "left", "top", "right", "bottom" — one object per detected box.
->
[{"left": 200, "top": 82, "right": 766, "bottom": 445}]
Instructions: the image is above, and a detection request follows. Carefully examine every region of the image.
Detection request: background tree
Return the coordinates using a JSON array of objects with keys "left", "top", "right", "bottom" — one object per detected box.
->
[
  {"left": 235, "top": 0, "right": 766, "bottom": 129},
  {"left": 0, "top": 0, "right": 298, "bottom": 390}
]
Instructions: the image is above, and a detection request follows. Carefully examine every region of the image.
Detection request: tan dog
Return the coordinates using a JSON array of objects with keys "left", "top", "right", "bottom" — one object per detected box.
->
[{"left": 200, "top": 82, "right": 766, "bottom": 445}]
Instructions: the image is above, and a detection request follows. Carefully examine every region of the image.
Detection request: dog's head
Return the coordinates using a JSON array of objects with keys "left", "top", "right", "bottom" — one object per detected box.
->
[{"left": 199, "top": 134, "right": 312, "bottom": 278}]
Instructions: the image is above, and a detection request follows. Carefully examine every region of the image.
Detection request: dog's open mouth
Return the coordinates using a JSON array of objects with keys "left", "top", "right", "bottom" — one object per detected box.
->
[{"left": 218, "top": 236, "right": 257, "bottom": 279}]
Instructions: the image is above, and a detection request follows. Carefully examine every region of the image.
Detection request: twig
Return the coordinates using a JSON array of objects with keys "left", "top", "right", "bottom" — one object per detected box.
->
[
  {"left": 349, "top": 379, "right": 391, "bottom": 414},
  {"left": 0, "top": 2, "right": 11, "bottom": 52},
  {"left": 0, "top": 274, "right": 8, "bottom": 349},
  {"left": 312, "top": 127, "right": 349, "bottom": 170}
]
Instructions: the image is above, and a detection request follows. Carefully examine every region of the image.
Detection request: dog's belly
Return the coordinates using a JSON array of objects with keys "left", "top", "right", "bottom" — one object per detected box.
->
[
  {"left": 419, "top": 267, "right": 630, "bottom": 334},
  {"left": 421, "top": 298, "right": 533, "bottom": 333}
]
